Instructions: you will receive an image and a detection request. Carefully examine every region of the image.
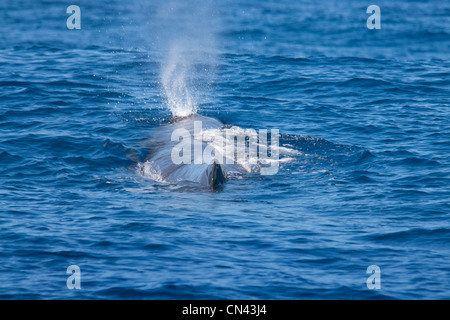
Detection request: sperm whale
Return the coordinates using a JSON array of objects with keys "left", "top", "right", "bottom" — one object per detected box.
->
[{"left": 141, "top": 114, "right": 246, "bottom": 190}]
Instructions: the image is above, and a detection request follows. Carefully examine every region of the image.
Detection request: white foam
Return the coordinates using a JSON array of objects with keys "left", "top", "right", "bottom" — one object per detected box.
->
[{"left": 137, "top": 161, "right": 165, "bottom": 183}]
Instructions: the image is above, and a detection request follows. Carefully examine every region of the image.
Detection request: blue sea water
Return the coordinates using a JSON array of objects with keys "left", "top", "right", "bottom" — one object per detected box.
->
[{"left": 0, "top": 0, "right": 449, "bottom": 299}]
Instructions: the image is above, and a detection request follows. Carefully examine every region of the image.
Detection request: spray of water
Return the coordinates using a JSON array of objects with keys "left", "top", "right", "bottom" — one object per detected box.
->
[
  {"left": 161, "top": 42, "right": 197, "bottom": 117},
  {"left": 156, "top": 0, "right": 218, "bottom": 118}
]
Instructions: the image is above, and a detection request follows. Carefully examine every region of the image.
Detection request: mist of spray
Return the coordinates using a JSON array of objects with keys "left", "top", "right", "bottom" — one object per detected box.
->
[
  {"left": 156, "top": 0, "right": 219, "bottom": 118},
  {"left": 161, "top": 42, "right": 197, "bottom": 117}
]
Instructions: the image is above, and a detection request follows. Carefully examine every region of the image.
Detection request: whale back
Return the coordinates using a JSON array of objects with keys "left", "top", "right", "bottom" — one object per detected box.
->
[{"left": 144, "top": 115, "right": 228, "bottom": 189}]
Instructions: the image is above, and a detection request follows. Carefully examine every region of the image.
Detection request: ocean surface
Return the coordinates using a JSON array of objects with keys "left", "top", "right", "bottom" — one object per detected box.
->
[{"left": 0, "top": 0, "right": 449, "bottom": 299}]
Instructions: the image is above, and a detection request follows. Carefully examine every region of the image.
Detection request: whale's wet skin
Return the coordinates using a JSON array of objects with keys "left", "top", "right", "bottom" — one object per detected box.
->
[
  {"left": 139, "top": 115, "right": 238, "bottom": 189},
  {"left": 138, "top": 114, "right": 285, "bottom": 190}
]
